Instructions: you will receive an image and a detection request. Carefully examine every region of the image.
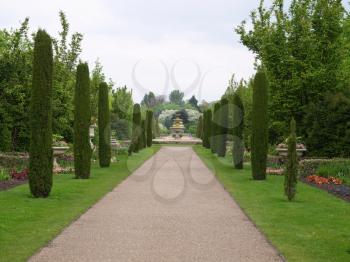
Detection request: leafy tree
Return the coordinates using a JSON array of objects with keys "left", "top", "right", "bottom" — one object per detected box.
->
[
  {"left": 90, "top": 59, "right": 105, "bottom": 119},
  {"left": 98, "top": 82, "right": 111, "bottom": 167},
  {"left": 285, "top": 118, "right": 298, "bottom": 201},
  {"left": 111, "top": 86, "right": 133, "bottom": 139},
  {"left": 217, "top": 98, "right": 229, "bottom": 157},
  {"left": 141, "top": 92, "right": 156, "bottom": 108},
  {"left": 232, "top": 93, "right": 245, "bottom": 169},
  {"left": 129, "top": 104, "right": 141, "bottom": 154},
  {"left": 146, "top": 110, "right": 153, "bottom": 147},
  {"left": 188, "top": 95, "right": 198, "bottom": 109},
  {"left": 169, "top": 89, "right": 184, "bottom": 105},
  {"left": 251, "top": 70, "right": 268, "bottom": 180},
  {"left": 211, "top": 103, "right": 220, "bottom": 154},
  {"left": 29, "top": 30, "right": 53, "bottom": 198},
  {"left": 236, "top": 0, "right": 345, "bottom": 145},
  {"left": 74, "top": 63, "right": 91, "bottom": 179}
]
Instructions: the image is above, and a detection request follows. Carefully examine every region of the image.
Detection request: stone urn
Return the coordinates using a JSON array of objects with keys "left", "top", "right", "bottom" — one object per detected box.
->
[
  {"left": 52, "top": 146, "right": 69, "bottom": 168},
  {"left": 276, "top": 143, "right": 307, "bottom": 157}
]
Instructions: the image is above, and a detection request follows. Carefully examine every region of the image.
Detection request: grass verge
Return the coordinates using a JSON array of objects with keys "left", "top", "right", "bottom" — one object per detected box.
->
[
  {"left": 194, "top": 145, "right": 350, "bottom": 262},
  {"left": 0, "top": 146, "right": 160, "bottom": 262}
]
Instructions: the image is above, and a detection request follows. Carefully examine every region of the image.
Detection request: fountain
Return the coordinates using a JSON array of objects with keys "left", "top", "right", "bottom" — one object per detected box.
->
[{"left": 170, "top": 114, "right": 185, "bottom": 139}]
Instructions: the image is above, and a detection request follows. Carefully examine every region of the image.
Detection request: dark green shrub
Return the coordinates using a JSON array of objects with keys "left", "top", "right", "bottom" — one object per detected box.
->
[
  {"left": 146, "top": 110, "right": 153, "bottom": 147},
  {"left": 98, "top": 82, "right": 111, "bottom": 167},
  {"left": 284, "top": 118, "right": 298, "bottom": 201},
  {"left": 217, "top": 98, "right": 229, "bottom": 157},
  {"left": 202, "top": 109, "right": 212, "bottom": 148},
  {"left": 232, "top": 93, "right": 245, "bottom": 169},
  {"left": 129, "top": 104, "right": 141, "bottom": 154},
  {"left": 211, "top": 103, "right": 220, "bottom": 154},
  {"left": 29, "top": 30, "right": 53, "bottom": 198},
  {"left": 251, "top": 69, "right": 268, "bottom": 180},
  {"left": 74, "top": 63, "right": 91, "bottom": 179}
]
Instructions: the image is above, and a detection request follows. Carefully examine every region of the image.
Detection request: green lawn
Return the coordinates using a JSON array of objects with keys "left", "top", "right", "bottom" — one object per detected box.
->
[
  {"left": 0, "top": 146, "right": 160, "bottom": 262},
  {"left": 194, "top": 145, "right": 350, "bottom": 262}
]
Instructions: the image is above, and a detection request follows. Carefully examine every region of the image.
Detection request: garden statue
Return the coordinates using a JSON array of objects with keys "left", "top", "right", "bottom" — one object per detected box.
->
[{"left": 170, "top": 114, "right": 185, "bottom": 139}]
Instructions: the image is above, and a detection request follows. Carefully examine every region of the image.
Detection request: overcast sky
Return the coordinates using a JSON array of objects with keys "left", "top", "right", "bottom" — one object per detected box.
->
[{"left": 0, "top": 0, "right": 315, "bottom": 102}]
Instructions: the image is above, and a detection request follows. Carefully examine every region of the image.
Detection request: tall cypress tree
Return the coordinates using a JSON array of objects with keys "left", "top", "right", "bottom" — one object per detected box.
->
[
  {"left": 29, "top": 30, "right": 53, "bottom": 198},
  {"left": 129, "top": 104, "right": 141, "bottom": 154},
  {"left": 98, "top": 82, "right": 111, "bottom": 167},
  {"left": 232, "top": 93, "right": 245, "bottom": 169},
  {"left": 206, "top": 109, "right": 212, "bottom": 148},
  {"left": 211, "top": 103, "right": 220, "bottom": 154},
  {"left": 217, "top": 98, "right": 229, "bottom": 157},
  {"left": 196, "top": 115, "right": 203, "bottom": 138},
  {"left": 74, "top": 63, "right": 92, "bottom": 178},
  {"left": 140, "top": 119, "right": 146, "bottom": 149},
  {"left": 251, "top": 69, "right": 269, "bottom": 180},
  {"left": 285, "top": 118, "right": 298, "bottom": 201},
  {"left": 202, "top": 111, "right": 207, "bottom": 147},
  {"left": 146, "top": 110, "right": 153, "bottom": 147}
]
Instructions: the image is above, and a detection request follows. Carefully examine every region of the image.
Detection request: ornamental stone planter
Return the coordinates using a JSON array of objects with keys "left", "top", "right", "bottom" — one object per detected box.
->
[
  {"left": 52, "top": 146, "right": 69, "bottom": 168},
  {"left": 276, "top": 143, "right": 307, "bottom": 158}
]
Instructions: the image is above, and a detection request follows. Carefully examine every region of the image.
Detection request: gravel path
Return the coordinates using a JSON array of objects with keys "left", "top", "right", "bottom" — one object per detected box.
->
[{"left": 30, "top": 147, "right": 283, "bottom": 262}]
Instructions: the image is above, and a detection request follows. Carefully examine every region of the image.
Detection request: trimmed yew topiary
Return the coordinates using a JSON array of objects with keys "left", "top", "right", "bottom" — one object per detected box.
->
[
  {"left": 217, "top": 98, "right": 229, "bottom": 157},
  {"left": 129, "top": 104, "right": 141, "bottom": 154},
  {"left": 140, "top": 119, "right": 146, "bottom": 149},
  {"left": 196, "top": 115, "right": 203, "bottom": 138},
  {"left": 146, "top": 110, "right": 153, "bottom": 147},
  {"left": 98, "top": 82, "right": 111, "bottom": 167},
  {"left": 74, "top": 63, "right": 92, "bottom": 179},
  {"left": 251, "top": 69, "right": 269, "bottom": 180},
  {"left": 284, "top": 118, "right": 298, "bottom": 201},
  {"left": 202, "top": 109, "right": 211, "bottom": 148},
  {"left": 211, "top": 103, "right": 220, "bottom": 154},
  {"left": 232, "top": 93, "right": 245, "bottom": 169},
  {"left": 29, "top": 29, "right": 54, "bottom": 198}
]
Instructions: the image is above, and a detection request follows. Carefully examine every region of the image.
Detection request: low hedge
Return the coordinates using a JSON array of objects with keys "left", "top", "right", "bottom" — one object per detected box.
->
[{"left": 0, "top": 153, "right": 29, "bottom": 169}]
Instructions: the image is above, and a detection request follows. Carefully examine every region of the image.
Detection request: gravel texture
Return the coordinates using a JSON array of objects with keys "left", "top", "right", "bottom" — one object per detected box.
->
[{"left": 30, "top": 147, "right": 283, "bottom": 262}]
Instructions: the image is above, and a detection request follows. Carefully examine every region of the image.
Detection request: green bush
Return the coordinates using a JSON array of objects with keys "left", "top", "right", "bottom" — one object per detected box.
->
[
  {"left": 251, "top": 69, "right": 268, "bottom": 180},
  {"left": 98, "top": 82, "right": 111, "bottom": 167},
  {"left": 0, "top": 169, "right": 10, "bottom": 181},
  {"left": 29, "top": 30, "right": 53, "bottom": 198},
  {"left": 74, "top": 63, "right": 92, "bottom": 179},
  {"left": 284, "top": 118, "right": 298, "bottom": 201},
  {"left": 202, "top": 109, "right": 212, "bottom": 148}
]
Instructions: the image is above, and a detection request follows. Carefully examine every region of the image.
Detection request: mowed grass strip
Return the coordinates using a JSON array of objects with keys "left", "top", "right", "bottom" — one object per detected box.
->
[
  {"left": 194, "top": 145, "right": 350, "bottom": 262},
  {"left": 0, "top": 146, "right": 160, "bottom": 262}
]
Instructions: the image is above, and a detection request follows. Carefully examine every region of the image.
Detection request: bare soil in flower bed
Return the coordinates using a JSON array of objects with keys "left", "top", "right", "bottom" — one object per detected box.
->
[
  {"left": 0, "top": 179, "right": 27, "bottom": 191},
  {"left": 300, "top": 176, "right": 350, "bottom": 202}
]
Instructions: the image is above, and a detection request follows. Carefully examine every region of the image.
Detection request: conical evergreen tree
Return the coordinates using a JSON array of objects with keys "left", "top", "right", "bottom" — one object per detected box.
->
[
  {"left": 232, "top": 93, "right": 245, "bottom": 169},
  {"left": 217, "top": 98, "right": 229, "bottom": 157},
  {"left": 74, "top": 63, "right": 92, "bottom": 178},
  {"left": 98, "top": 82, "right": 111, "bottom": 167},
  {"left": 196, "top": 115, "right": 203, "bottom": 138},
  {"left": 29, "top": 30, "right": 53, "bottom": 198},
  {"left": 211, "top": 103, "right": 220, "bottom": 154},
  {"left": 140, "top": 119, "right": 146, "bottom": 149},
  {"left": 129, "top": 104, "right": 141, "bottom": 154},
  {"left": 251, "top": 69, "right": 269, "bottom": 180},
  {"left": 284, "top": 118, "right": 298, "bottom": 201},
  {"left": 146, "top": 110, "right": 153, "bottom": 147}
]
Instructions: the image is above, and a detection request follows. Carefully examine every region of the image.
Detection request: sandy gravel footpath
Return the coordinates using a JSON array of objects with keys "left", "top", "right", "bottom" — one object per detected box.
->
[{"left": 29, "top": 146, "right": 283, "bottom": 262}]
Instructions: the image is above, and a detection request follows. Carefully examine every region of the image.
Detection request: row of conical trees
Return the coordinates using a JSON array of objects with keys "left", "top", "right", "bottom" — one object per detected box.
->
[
  {"left": 29, "top": 30, "right": 112, "bottom": 198},
  {"left": 128, "top": 105, "right": 154, "bottom": 155},
  {"left": 198, "top": 68, "right": 298, "bottom": 201}
]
